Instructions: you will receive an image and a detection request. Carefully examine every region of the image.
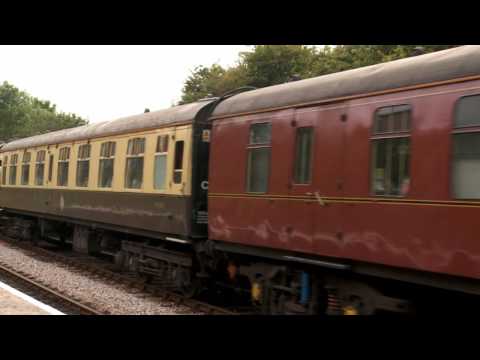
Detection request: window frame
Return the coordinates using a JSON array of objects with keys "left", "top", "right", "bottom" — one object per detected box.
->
[
  {"left": 450, "top": 94, "right": 480, "bottom": 200},
  {"left": 245, "top": 121, "right": 272, "bottom": 194},
  {"left": 2, "top": 155, "right": 7, "bottom": 185},
  {"left": 98, "top": 141, "right": 116, "bottom": 189},
  {"left": 124, "top": 137, "right": 145, "bottom": 189},
  {"left": 48, "top": 154, "right": 54, "bottom": 184},
  {"left": 172, "top": 139, "right": 185, "bottom": 185},
  {"left": 35, "top": 150, "right": 46, "bottom": 186},
  {"left": 76, "top": 143, "right": 91, "bottom": 188},
  {"left": 21, "top": 151, "right": 31, "bottom": 186},
  {"left": 57, "top": 147, "right": 71, "bottom": 187},
  {"left": 153, "top": 135, "right": 169, "bottom": 190},
  {"left": 293, "top": 126, "right": 315, "bottom": 185},
  {"left": 9, "top": 154, "right": 18, "bottom": 185},
  {"left": 370, "top": 104, "right": 412, "bottom": 198}
]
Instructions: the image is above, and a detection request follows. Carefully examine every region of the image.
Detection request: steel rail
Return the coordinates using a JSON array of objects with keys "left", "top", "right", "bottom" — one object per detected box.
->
[
  {"left": 0, "top": 261, "right": 103, "bottom": 315},
  {"left": 0, "top": 234, "right": 237, "bottom": 315}
]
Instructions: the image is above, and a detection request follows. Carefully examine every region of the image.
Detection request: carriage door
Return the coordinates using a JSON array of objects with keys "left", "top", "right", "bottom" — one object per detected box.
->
[
  {"left": 170, "top": 126, "right": 190, "bottom": 195},
  {"left": 288, "top": 106, "right": 347, "bottom": 257},
  {"left": 287, "top": 111, "right": 317, "bottom": 254}
]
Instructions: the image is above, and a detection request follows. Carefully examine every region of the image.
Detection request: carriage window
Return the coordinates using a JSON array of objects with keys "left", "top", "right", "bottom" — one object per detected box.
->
[
  {"left": 154, "top": 135, "right": 169, "bottom": 189},
  {"left": 294, "top": 127, "right": 314, "bottom": 184},
  {"left": 35, "top": 150, "right": 46, "bottom": 186},
  {"left": 76, "top": 144, "right": 91, "bottom": 187},
  {"left": 48, "top": 154, "right": 54, "bottom": 183},
  {"left": 125, "top": 138, "right": 145, "bottom": 189},
  {"left": 247, "top": 123, "right": 271, "bottom": 193},
  {"left": 173, "top": 140, "right": 184, "bottom": 184},
  {"left": 452, "top": 95, "right": 480, "bottom": 199},
  {"left": 9, "top": 154, "right": 18, "bottom": 185},
  {"left": 454, "top": 94, "right": 480, "bottom": 128},
  {"left": 21, "top": 152, "right": 31, "bottom": 185},
  {"left": 371, "top": 105, "right": 411, "bottom": 196},
  {"left": 57, "top": 147, "right": 70, "bottom": 186},
  {"left": 2, "top": 156, "right": 7, "bottom": 185},
  {"left": 98, "top": 141, "right": 116, "bottom": 188}
]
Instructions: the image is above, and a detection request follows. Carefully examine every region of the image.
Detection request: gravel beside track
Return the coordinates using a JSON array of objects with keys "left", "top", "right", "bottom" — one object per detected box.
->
[{"left": 0, "top": 240, "right": 200, "bottom": 315}]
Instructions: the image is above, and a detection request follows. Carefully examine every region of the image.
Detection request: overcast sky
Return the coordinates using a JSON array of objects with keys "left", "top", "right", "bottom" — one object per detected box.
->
[{"left": 0, "top": 45, "right": 252, "bottom": 123}]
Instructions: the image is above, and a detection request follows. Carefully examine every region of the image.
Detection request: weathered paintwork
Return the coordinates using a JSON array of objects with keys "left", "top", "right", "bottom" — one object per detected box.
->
[
  {"left": 0, "top": 187, "right": 193, "bottom": 237},
  {"left": 208, "top": 77, "right": 480, "bottom": 281}
]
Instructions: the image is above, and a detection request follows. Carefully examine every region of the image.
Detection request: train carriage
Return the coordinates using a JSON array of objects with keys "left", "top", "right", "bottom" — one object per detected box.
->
[
  {"left": 207, "top": 45, "right": 480, "bottom": 313},
  {"left": 2, "top": 46, "right": 480, "bottom": 314},
  {"left": 0, "top": 99, "right": 216, "bottom": 249}
]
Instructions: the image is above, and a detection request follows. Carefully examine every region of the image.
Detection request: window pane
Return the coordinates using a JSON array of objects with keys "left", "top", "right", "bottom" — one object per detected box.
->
[
  {"left": 249, "top": 123, "right": 271, "bottom": 144},
  {"left": 127, "top": 138, "right": 145, "bottom": 156},
  {"left": 154, "top": 155, "right": 167, "bottom": 189},
  {"left": 76, "top": 160, "right": 90, "bottom": 187},
  {"left": 456, "top": 95, "right": 480, "bottom": 128},
  {"left": 247, "top": 148, "right": 270, "bottom": 193},
  {"left": 173, "top": 141, "right": 184, "bottom": 184},
  {"left": 2, "top": 167, "right": 6, "bottom": 185},
  {"left": 57, "top": 163, "right": 69, "bottom": 186},
  {"left": 452, "top": 133, "right": 480, "bottom": 198},
  {"left": 78, "top": 144, "right": 91, "bottom": 159},
  {"left": 125, "top": 157, "right": 143, "bottom": 189},
  {"left": 372, "top": 137, "right": 410, "bottom": 196},
  {"left": 36, "top": 151, "right": 45, "bottom": 162},
  {"left": 174, "top": 141, "right": 184, "bottom": 170},
  {"left": 98, "top": 159, "right": 114, "bottom": 188},
  {"left": 48, "top": 155, "right": 54, "bottom": 182},
  {"left": 374, "top": 105, "right": 411, "bottom": 134},
  {"left": 294, "top": 127, "right": 314, "bottom": 184},
  {"left": 156, "top": 135, "right": 169, "bottom": 153},
  {"left": 21, "top": 164, "right": 30, "bottom": 185},
  {"left": 35, "top": 164, "right": 44, "bottom": 185},
  {"left": 9, "top": 166, "right": 16, "bottom": 185}
]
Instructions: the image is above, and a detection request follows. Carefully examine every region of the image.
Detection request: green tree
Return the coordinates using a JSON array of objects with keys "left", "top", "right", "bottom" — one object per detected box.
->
[
  {"left": 0, "top": 81, "right": 87, "bottom": 142},
  {"left": 240, "top": 45, "right": 320, "bottom": 87},
  {"left": 179, "top": 45, "right": 460, "bottom": 104},
  {"left": 179, "top": 64, "right": 250, "bottom": 104}
]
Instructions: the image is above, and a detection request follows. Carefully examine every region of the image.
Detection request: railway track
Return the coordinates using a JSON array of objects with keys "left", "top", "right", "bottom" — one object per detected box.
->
[
  {"left": 0, "top": 260, "right": 102, "bottom": 315},
  {"left": 0, "top": 233, "right": 237, "bottom": 315}
]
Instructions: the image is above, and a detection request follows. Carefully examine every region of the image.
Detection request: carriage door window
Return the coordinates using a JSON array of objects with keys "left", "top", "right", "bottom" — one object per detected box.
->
[
  {"left": 294, "top": 127, "right": 314, "bottom": 184},
  {"left": 9, "top": 154, "right": 18, "bottom": 185},
  {"left": 21, "top": 152, "right": 31, "bottom": 185},
  {"left": 154, "top": 135, "right": 169, "bottom": 189},
  {"left": 371, "top": 105, "right": 411, "bottom": 196},
  {"left": 57, "top": 147, "right": 70, "bottom": 186},
  {"left": 173, "top": 140, "right": 184, "bottom": 184},
  {"left": 452, "top": 95, "right": 480, "bottom": 199},
  {"left": 247, "top": 123, "right": 271, "bottom": 193},
  {"left": 76, "top": 144, "right": 91, "bottom": 187},
  {"left": 2, "top": 156, "right": 7, "bottom": 185},
  {"left": 125, "top": 138, "right": 145, "bottom": 189},
  {"left": 35, "top": 151, "right": 46, "bottom": 186},
  {"left": 98, "top": 141, "right": 116, "bottom": 188}
]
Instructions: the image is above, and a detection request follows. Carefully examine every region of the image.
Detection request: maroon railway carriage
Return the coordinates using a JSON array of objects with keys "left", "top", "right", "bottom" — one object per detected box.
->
[{"left": 207, "top": 45, "right": 480, "bottom": 313}]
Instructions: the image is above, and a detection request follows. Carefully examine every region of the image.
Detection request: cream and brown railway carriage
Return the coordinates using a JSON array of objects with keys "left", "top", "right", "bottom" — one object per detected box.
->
[{"left": 0, "top": 99, "right": 216, "bottom": 250}]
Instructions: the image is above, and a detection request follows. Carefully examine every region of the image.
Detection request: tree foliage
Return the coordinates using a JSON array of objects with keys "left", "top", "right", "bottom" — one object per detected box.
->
[
  {"left": 180, "top": 45, "right": 459, "bottom": 104},
  {"left": 0, "top": 81, "right": 87, "bottom": 143}
]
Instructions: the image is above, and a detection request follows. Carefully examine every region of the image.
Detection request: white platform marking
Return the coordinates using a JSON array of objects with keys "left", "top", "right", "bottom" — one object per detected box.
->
[{"left": 0, "top": 280, "right": 65, "bottom": 315}]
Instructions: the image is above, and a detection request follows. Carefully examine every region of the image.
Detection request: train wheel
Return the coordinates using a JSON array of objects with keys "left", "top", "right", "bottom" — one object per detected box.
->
[{"left": 175, "top": 267, "right": 200, "bottom": 298}]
